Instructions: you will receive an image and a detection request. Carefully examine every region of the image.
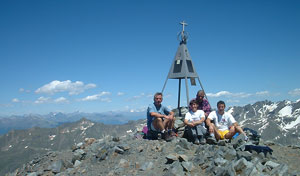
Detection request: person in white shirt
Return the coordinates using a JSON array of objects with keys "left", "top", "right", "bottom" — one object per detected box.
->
[
  {"left": 206, "top": 100, "right": 248, "bottom": 142},
  {"left": 184, "top": 100, "right": 207, "bottom": 144}
]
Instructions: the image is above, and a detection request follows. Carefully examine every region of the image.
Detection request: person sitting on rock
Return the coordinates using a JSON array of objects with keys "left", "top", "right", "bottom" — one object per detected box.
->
[
  {"left": 184, "top": 99, "right": 207, "bottom": 144},
  {"left": 147, "top": 92, "right": 175, "bottom": 141},
  {"left": 206, "top": 100, "right": 248, "bottom": 143},
  {"left": 190, "top": 90, "right": 211, "bottom": 117}
]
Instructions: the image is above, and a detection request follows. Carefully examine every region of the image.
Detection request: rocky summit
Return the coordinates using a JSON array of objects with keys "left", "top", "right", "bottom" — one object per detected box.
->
[{"left": 6, "top": 129, "right": 300, "bottom": 176}]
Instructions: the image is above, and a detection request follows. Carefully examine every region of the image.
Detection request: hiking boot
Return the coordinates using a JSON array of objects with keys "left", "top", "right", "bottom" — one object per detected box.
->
[
  {"left": 206, "top": 136, "right": 217, "bottom": 145},
  {"left": 217, "top": 140, "right": 226, "bottom": 146},
  {"left": 199, "top": 137, "right": 206, "bottom": 145},
  {"left": 169, "top": 131, "right": 177, "bottom": 137},
  {"left": 162, "top": 132, "right": 173, "bottom": 142},
  {"left": 194, "top": 138, "right": 200, "bottom": 145}
]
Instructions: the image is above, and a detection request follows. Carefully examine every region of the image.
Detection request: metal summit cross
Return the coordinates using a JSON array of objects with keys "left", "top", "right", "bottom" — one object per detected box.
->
[{"left": 162, "top": 21, "right": 208, "bottom": 110}]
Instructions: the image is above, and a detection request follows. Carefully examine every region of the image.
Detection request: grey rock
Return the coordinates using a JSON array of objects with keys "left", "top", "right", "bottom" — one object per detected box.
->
[
  {"left": 224, "top": 148, "right": 236, "bottom": 161},
  {"left": 89, "top": 142, "right": 102, "bottom": 153},
  {"left": 174, "top": 145, "right": 186, "bottom": 154},
  {"left": 165, "top": 161, "right": 185, "bottom": 176},
  {"left": 254, "top": 161, "right": 266, "bottom": 172},
  {"left": 215, "top": 148, "right": 225, "bottom": 158},
  {"left": 214, "top": 157, "right": 227, "bottom": 166},
  {"left": 113, "top": 146, "right": 124, "bottom": 154},
  {"left": 72, "top": 151, "right": 84, "bottom": 163},
  {"left": 119, "top": 158, "right": 129, "bottom": 168},
  {"left": 214, "top": 166, "right": 227, "bottom": 176},
  {"left": 140, "top": 162, "right": 154, "bottom": 171},
  {"left": 112, "top": 137, "right": 120, "bottom": 142},
  {"left": 265, "top": 160, "right": 280, "bottom": 169},
  {"left": 193, "top": 155, "right": 205, "bottom": 166},
  {"left": 174, "top": 120, "right": 185, "bottom": 129},
  {"left": 63, "top": 159, "right": 73, "bottom": 169},
  {"left": 237, "top": 151, "right": 252, "bottom": 161},
  {"left": 166, "top": 154, "right": 178, "bottom": 164},
  {"left": 177, "top": 138, "right": 191, "bottom": 150},
  {"left": 264, "top": 140, "right": 275, "bottom": 146},
  {"left": 118, "top": 144, "right": 130, "bottom": 151},
  {"left": 246, "top": 166, "right": 259, "bottom": 176},
  {"left": 27, "top": 172, "right": 37, "bottom": 176},
  {"left": 178, "top": 154, "right": 189, "bottom": 162},
  {"left": 76, "top": 142, "right": 84, "bottom": 149},
  {"left": 223, "top": 162, "right": 235, "bottom": 176},
  {"left": 181, "top": 161, "right": 193, "bottom": 172},
  {"left": 234, "top": 158, "right": 254, "bottom": 175},
  {"left": 75, "top": 149, "right": 85, "bottom": 155},
  {"left": 218, "top": 140, "right": 226, "bottom": 146},
  {"left": 232, "top": 133, "right": 247, "bottom": 149},
  {"left": 74, "top": 160, "right": 81, "bottom": 167},
  {"left": 96, "top": 147, "right": 108, "bottom": 161},
  {"left": 48, "top": 160, "right": 63, "bottom": 174},
  {"left": 290, "top": 145, "right": 300, "bottom": 149}
]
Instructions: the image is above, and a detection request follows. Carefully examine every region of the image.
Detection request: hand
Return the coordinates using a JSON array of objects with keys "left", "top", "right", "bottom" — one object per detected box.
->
[
  {"left": 168, "top": 115, "right": 174, "bottom": 120},
  {"left": 188, "top": 123, "right": 195, "bottom": 127},
  {"left": 163, "top": 115, "right": 169, "bottom": 119}
]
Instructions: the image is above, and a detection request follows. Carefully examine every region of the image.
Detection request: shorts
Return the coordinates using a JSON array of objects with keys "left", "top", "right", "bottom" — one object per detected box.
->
[{"left": 218, "top": 130, "right": 229, "bottom": 140}]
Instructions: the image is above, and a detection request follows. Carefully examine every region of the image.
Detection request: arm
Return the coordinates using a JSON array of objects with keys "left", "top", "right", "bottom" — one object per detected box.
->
[
  {"left": 163, "top": 106, "right": 174, "bottom": 120},
  {"left": 150, "top": 112, "right": 169, "bottom": 119},
  {"left": 193, "top": 117, "right": 205, "bottom": 126},
  {"left": 206, "top": 117, "right": 213, "bottom": 127},
  {"left": 184, "top": 118, "right": 194, "bottom": 127}
]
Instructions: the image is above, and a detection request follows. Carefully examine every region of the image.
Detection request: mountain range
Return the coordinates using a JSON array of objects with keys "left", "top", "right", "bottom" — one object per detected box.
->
[
  {"left": 1, "top": 99, "right": 300, "bottom": 175},
  {"left": 0, "top": 110, "right": 145, "bottom": 134},
  {"left": 0, "top": 118, "right": 145, "bottom": 175},
  {"left": 229, "top": 100, "right": 300, "bottom": 146}
]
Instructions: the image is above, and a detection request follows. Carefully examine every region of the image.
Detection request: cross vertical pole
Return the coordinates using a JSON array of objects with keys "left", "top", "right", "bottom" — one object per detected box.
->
[
  {"left": 177, "top": 78, "right": 182, "bottom": 116},
  {"left": 185, "top": 76, "right": 190, "bottom": 107}
]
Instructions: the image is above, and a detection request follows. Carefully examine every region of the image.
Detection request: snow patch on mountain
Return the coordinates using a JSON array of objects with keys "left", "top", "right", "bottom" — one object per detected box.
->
[
  {"left": 278, "top": 106, "right": 292, "bottom": 117},
  {"left": 283, "top": 115, "right": 300, "bottom": 130},
  {"left": 265, "top": 103, "right": 278, "bottom": 112},
  {"left": 49, "top": 135, "right": 56, "bottom": 141}
]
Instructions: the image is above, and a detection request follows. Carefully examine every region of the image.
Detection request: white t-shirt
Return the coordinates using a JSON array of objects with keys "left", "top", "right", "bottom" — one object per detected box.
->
[
  {"left": 208, "top": 110, "right": 236, "bottom": 131},
  {"left": 185, "top": 110, "right": 206, "bottom": 128}
]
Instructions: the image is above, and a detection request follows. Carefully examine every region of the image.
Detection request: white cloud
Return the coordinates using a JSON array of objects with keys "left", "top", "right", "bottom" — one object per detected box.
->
[
  {"left": 34, "top": 96, "right": 51, "bottom": 104},
  {"left": 54, "top": 97, "right": 69, "bottom": 103},
  {"left": 12, "top": 98, "right": 20, "bottom": 103},
  {"left": 19, "top": 88, "right": 30, "bottom": 93},
  {"left": 227, "top": 99, "right": 240, "bottom": 103},
  {"left": 231, "top": 92, "right": 251, "bottom": 98},
  {"left": 256, "top": 91, "right": 270, "bottom": 96},
  {"left": 117, "top": 92, "right": 125, "bottom": 96},
  {"left": 288, "top": 88, "right": 300, "bottom": 96},
  {"left": 35, "top": 80, "right": 96, "bottom": 95},
  {"left": 207, "top": 91, "right": 232, "bottom": 97},
  {"left": 100, "top": 97, "right": 112, "bottom": 103},
  {"left": 124, "top": 105, "right": 147, "bottom": 113},
  {"left": 207, "top": 91, "right": 251, "bottom": 98},
  {"left": 81, "top": 92, "right": 111, "bottom": 101}
]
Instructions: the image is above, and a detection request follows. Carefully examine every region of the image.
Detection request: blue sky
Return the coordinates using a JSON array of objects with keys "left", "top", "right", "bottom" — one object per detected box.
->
[{"left": 0, "top": 0, "right": 300, "bottom": 115}]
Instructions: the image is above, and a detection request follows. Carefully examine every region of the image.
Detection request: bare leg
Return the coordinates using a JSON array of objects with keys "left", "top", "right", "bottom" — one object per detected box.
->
[
  {"left": 209, "top": 123, "right": 221, "bottom": 140},
  {"left": 166, "top": 117, "right": 175, "bottom": 130},
  {"left": 225, "top": 126, "right": 236, "bottom": 139},
  {"left": 152, "top": 118, "right": 164, "bottom": 131},
  {"left": 235, "top": 125, "right": 246, "bottom": 135}
]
